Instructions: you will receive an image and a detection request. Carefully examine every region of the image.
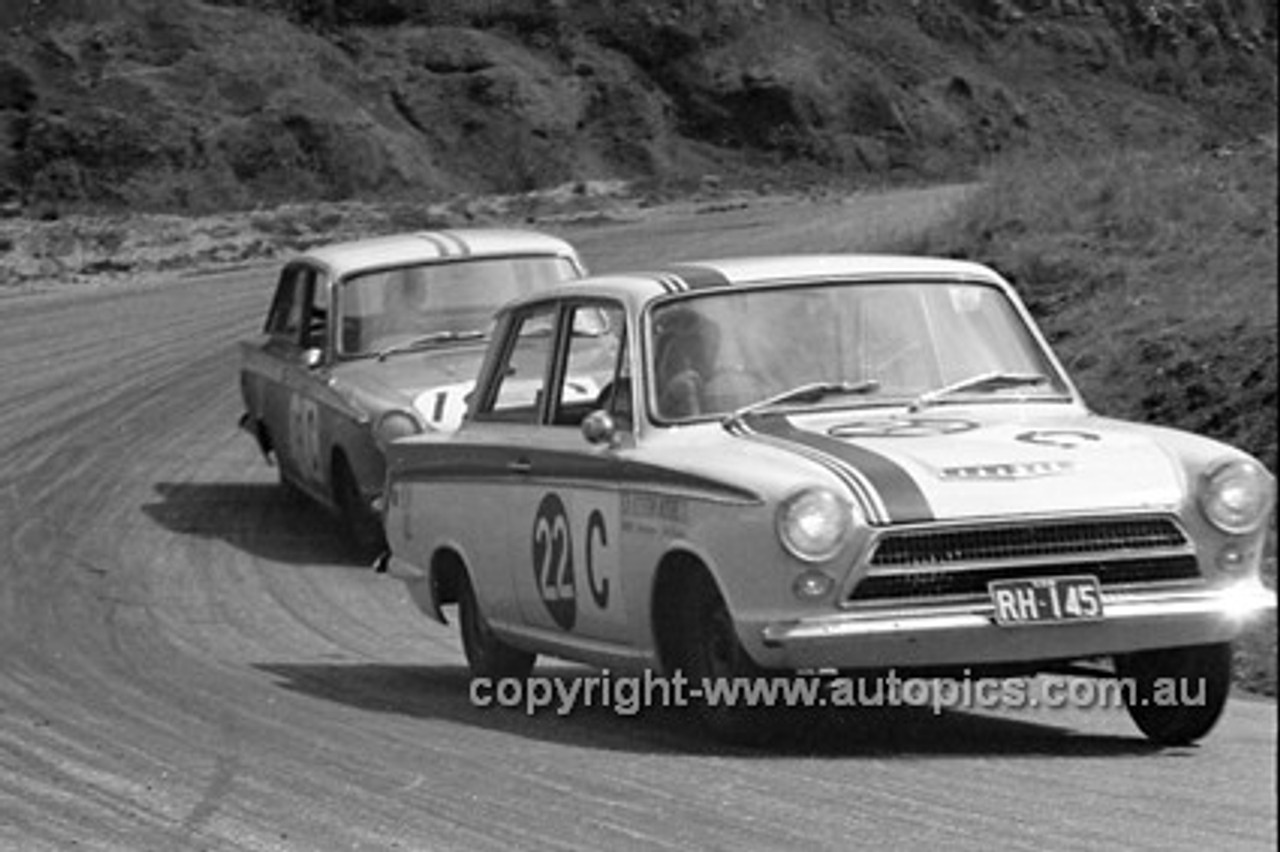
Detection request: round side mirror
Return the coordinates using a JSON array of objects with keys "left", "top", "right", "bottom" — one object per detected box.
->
[{"left": 581, "top": 409, "right": 617, "bottom": 447}]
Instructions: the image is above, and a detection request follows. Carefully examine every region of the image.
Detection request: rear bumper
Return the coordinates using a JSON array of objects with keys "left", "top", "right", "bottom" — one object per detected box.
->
[{"left": 751, "top": 580, "right": 1276, "bottom": 670}]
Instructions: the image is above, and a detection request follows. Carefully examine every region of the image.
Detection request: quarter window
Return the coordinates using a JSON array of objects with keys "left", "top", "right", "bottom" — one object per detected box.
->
[
  {"left": 265, "top": 265, "right": 321, "bottom": 348},
  {"left": 480, "top": 304, "right": 560, "bottom": 423},
  {"left": 304, "top": 271, "right": 328, "bottom": 351},
  {"left": 552, "top": 303, "right": 627, "bottom": 428}
]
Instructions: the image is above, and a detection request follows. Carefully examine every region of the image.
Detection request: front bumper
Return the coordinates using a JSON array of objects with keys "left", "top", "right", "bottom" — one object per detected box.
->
[{"left": 752, "top": 580, "right": 1276, "bottom": 670}]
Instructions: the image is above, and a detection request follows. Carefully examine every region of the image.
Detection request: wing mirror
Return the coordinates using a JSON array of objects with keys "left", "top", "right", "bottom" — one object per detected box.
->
[
  {"left": 302, "top": 347, "right": 324, "bottom": 369},
  {"left": 581, "top": 409, "right": 618, "bottom": 447}
]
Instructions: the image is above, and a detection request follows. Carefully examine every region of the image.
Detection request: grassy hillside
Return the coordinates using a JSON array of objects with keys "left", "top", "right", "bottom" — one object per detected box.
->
[
  {"left": 0, "top": 0, "right": 1275, "bottom": 213},
  {"left": 902, "top": 138, "right": 1277, "bottom": 474}
]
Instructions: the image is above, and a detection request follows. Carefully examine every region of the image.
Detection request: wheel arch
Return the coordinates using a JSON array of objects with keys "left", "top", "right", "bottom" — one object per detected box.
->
[
  {"left": 650, "top": 548, "right": 717, "bottom": 676},
  {"left": 328, "top": 425, "right": 386, "bottom": 503},
  {"left": 328, "top": 444, "right": 351, "bottom": 506},
  {"left": 253, "top": 418, "right": 275, "bottom": 456},
  {"left": 430, "top": 546, "right": 467, "bottom": 612}
]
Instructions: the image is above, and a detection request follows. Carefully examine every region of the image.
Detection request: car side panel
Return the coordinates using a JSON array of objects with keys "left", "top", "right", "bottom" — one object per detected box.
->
[
  {"left": 238, "top": 339, "right": 280, "bottom": 453},
  {"left": 492, "top": 437, "right": 629, "bottom": 646},
  {"left": 281, "top": 367, "right": 328, "bottom": 492},
  {"left": 385, "top": 430, "right": 788, "bottom": 662},
  {"left": 325, "top": 406, "right": 384, "bottom": 504},
  {"left": 240, "top": 338, "right": 308, "bottom": 484},
  {"left": 386, "top": 436, "right": 528, "bottom": 629}
]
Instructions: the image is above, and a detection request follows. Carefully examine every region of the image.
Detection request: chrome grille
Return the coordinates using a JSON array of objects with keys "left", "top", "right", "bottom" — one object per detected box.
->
[
  {"left": 849, "top": 516, "right": 1198, "bottom": 605},
  {"left": 869, "top": 517, "right": 1188, "bottom": 568},
  {"left": 848, "top": 555, "right": 1200, "bottom": 602}
]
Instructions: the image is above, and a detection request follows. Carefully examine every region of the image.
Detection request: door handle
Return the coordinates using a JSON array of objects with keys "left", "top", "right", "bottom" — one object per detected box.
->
[{"left": 508, "top": 458, "right": 533, "bottom": 474}]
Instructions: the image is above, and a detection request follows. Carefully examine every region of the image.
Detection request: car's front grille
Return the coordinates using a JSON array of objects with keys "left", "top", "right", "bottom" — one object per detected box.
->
[
  {"left": 849, "top": 516, "right": 1199, "bottom": 605},
  {"left": 848, "top": 555, "right": 1201, "bottom": 603},
  {"left": 869, "top": 517, "right": 1188, "bottom": 568}
]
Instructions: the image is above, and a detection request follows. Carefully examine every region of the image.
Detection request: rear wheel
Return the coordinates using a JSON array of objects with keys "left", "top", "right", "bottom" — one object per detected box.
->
[
  {"left": 276, "top": 463, "right": 306, "bottom": 503},
  {"left": 256, "top": 426, "right": 302, "bottom": 502},
  {"left": 458, "top": 571, "right": 536, "bottom": 680},
  {"left": 1115, "top": 642, "right": 1232, "bottom": 745}
]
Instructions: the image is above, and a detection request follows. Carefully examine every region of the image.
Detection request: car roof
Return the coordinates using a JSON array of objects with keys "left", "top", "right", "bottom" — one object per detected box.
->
[
  {"left": 501, "top": 254, "right": 1007, "bottom": 311},
  {"left": 297, "top": 229, "right": 582, "bottom": 279}
]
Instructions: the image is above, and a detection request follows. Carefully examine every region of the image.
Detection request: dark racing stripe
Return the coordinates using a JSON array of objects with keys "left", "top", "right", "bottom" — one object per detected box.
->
[
  {"left": 649, "top": 272, "right": 684, "bottom": 294},
  {"left": 663, "top": 264, "right": 733, "bottom": 291},
  {"left": 388, "top": 444, "right": 760, "bottom": 505},
  {"left": 726, "top": 418, "right": 884, "bottom": 524},
  {"left": 438, "top": 230, "right": 472, "bottom": 256},
  {"left": 416, "top": 232, "right": 453, "bottom": 256},
  {"left": 744, "top": 413, "right": 935, "bottom": 524}
]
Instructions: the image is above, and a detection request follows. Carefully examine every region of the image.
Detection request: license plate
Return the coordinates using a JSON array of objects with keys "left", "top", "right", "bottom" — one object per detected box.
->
[{"left": 988, "top": 575, "right": 1104, "bottom": 626}]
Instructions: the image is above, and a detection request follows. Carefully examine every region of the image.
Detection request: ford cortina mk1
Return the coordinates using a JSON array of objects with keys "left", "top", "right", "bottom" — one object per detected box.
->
[
  {"left": 239, "top": 229, "right": 585, "bottom": 548},
  {"left": 378, "top": 255, "right": 1275, "bottom": 744}
]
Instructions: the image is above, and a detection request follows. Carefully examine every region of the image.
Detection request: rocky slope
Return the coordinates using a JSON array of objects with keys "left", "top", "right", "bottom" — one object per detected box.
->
[{"left": 0, "top": 0, "right": 1275, "bottom": 213}]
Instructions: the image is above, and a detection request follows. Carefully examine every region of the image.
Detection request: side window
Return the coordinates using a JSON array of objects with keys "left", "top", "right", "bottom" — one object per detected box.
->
[
  {"left": 552, "top": 303, "right": 628, "bottom": 428},
  {"left": 303, "top": 270, "right": 327, "bottom": 351},
  {"left": 478, "top": 304, "right": 559, "bottom": 423},
  {"left": 265, "top": 267, "right": 305, "bottom": 340},
  {"left": 604, "top": 320, "right": 633, "bottom": 429},
  {"left": 264, "top": 265, "right": 322, "bottom": 350}
]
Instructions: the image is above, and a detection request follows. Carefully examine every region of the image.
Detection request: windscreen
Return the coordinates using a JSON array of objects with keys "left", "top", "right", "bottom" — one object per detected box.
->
[
  {"left": 648, "top": 281, "right": 1068, "bottom": 420},
  {"left": 338, "top": 255, "right": 578, "bottom": 356}
]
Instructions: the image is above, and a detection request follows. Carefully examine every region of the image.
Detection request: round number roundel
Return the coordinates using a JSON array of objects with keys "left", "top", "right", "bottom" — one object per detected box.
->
[
  {"left": 532, "top": 493, "right": 576, "bottom": 630},
  {"left": 1015, "top": 429, "right": 1101, "bottom": 449},
  {"left": 829, "top": 417, "right": 977, "bottom": 438}
]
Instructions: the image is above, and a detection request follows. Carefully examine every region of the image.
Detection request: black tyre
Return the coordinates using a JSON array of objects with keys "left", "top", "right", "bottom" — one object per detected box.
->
[
  {"left": 1115, "top": 642, "right": 1232, "bottom": 746},
  {"left": 277, "top": 465, "right": 306, "bottom": 503},
  {"left": 674, "top": 568, "right": 779, "bottom": 745},
  {"left": 458, "top": 571, "right": 536, "bottom": 680},
  {"left": 332, "top": 456, "right": 385, "bottom": 554},
  {"left": 258, "top": 426, "right": 302, "bottom": 503}
]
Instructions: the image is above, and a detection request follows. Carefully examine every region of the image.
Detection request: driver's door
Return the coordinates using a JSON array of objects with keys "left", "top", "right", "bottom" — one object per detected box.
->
[{"left": 485, "top": 299, "right": 633, "bottom": 647}]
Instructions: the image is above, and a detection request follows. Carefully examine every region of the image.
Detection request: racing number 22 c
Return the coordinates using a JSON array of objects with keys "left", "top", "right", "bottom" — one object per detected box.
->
[{"left": 531, "top": 493, "right": 612, "bottom": 631}]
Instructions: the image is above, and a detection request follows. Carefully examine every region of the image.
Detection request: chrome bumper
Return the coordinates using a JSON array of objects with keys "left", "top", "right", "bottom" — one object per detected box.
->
[{"left": 754, "top": 580, "right": 1276, "bottom": 670}]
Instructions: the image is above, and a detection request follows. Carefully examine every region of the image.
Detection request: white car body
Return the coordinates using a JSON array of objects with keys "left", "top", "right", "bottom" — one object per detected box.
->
[{"left": 380, "top": 254, "right": 1275, "bottom": 744}]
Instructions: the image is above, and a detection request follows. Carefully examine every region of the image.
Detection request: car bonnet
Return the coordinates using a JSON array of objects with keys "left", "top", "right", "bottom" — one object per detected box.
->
[{"left": 727, "top": 407, "right": 1183, "bottom": 525}]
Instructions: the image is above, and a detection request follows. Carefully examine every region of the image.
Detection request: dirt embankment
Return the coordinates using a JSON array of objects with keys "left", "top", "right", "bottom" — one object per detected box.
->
[{"left": 0, "top": 0, "right": 1274, "bottom": 214}]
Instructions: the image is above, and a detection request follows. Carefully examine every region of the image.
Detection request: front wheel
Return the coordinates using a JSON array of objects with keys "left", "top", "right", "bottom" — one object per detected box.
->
[
  {"left": 1115, "top": 642, "right": 1232, "bottom": 746},
  {"left": 674, "top": 569, "right": 779, "bottom": 745},
  {"left": 458, "top": 571, "right": 536, "bottom": 680},
  {"left": 332, "top": 456, "right": 385, "bottom": 554}
]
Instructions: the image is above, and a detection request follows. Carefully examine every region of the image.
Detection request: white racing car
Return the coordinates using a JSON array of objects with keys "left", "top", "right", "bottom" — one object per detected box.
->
[
  {"left": 239, "top": 229, "right": 585, "bottom": 548},
  {"left": 379, "top": 254, "right": 1275, "bottom": 744}
]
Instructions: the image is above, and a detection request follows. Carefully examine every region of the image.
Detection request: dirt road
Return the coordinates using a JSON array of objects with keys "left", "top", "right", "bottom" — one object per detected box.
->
[{"left": 1, "top": 187, "right": 1274, "bottom": 851}]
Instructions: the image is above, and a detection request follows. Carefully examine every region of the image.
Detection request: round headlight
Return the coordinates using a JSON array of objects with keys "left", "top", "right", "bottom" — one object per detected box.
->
[
  {"left": 1199, "top": 459, "right": 1274, "bottom": 534},
  {"left": 776, "top": 487, "right": 851, "bottom": 562},
  {"left": 374, "top": 409, "right": 424, "bottom": 450}
]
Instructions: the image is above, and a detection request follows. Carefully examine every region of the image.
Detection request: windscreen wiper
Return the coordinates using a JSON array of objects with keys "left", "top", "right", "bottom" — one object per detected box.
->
[
  {"left": 908, "top": 371, "right": 1047, "bottom": 412},
  {"left": 723, "top": 380, "right": 880, "bottom": 428},
  {"left": 376, "top": 329, "right": 487, "bottom": 361}
]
